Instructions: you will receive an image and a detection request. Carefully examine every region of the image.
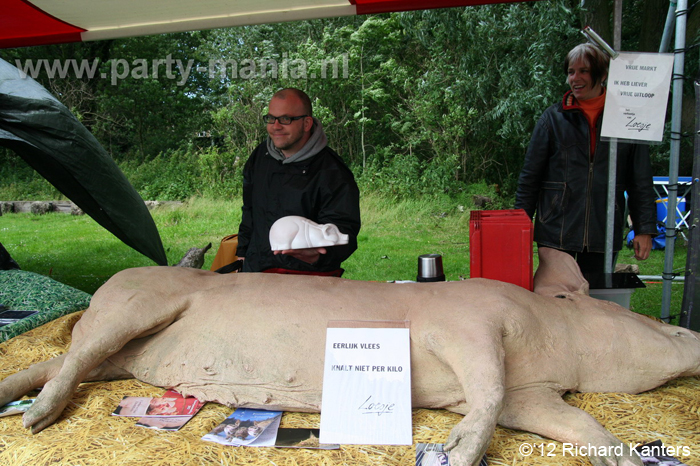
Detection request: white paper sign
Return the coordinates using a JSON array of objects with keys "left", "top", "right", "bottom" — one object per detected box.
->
[
  {"left": 601, "top": 52, "right": 674, "bottom": 142},
  {"left": 319, "top": 327, "right": 412, "bottom": 445}
]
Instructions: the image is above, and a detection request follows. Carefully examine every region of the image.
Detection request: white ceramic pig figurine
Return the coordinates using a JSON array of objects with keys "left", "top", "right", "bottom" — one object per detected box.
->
[{"left": 269, "top": 215, "right": 349, "bottom": 251}]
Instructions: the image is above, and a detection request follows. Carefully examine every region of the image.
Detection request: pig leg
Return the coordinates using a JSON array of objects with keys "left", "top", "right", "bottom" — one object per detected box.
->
[
  {"left": 0, "top": 355, "right": 67, "bottom": 407},
  {"left": 438, "top": 328, "right": 506, "bottom": 466},
  {"left": 22, "top": 292, "right": 185, "bottom": 433},
  {"left": 0, "top": 355, "right": 132, "bottom": 407},
  {"left": 498, "top": 387, "right": 642, "bottom": 466}
]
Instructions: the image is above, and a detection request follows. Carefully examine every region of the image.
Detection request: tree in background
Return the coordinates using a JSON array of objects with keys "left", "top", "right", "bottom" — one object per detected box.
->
[
  {"left": 2, "top": 0, "right": 696, "bottom": 201},
  {"left": 2, "top": 32, "right": 213, "bottom": 163}
]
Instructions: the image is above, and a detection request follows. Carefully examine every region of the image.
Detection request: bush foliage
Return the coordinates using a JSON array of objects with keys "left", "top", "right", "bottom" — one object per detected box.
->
[{"left": 1, "top": 0, "right": 696, "bottom": 202}]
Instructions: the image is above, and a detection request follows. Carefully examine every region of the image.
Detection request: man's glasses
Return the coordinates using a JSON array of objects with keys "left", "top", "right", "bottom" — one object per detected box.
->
[{"left": 263, "top": 114, "right": 308, "bottom": 125}]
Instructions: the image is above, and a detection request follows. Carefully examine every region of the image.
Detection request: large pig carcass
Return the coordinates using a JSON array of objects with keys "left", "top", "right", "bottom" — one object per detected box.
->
[{"left": 0, "top": 248, "right": 698, "bottom": 466}]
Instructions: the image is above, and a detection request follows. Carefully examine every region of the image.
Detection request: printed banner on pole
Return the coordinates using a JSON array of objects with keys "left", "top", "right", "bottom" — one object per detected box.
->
[
  {"left": 319, "top": 326, "right": 412, "bottom": 445},
  {"left": 601, "top": 52, "right": 674, "bottom": 142}
]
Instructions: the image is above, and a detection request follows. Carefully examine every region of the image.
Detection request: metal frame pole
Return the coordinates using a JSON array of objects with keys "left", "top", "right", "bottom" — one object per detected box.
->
[
  {"left": 659, "top": 0, "right": 678, "bottom": 53},
  {"left": 661, "top": 0, "right": 688, "bottom": 322},
  {"left": 604, "top": 0, "right": 623, "bottom": 274},
  {"left": 680, "top": 67, "right": 700, "bottom": 329}
]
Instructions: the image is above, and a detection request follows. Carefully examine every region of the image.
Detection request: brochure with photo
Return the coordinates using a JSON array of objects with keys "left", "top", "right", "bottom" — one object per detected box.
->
[
  {"left": 635, "top": 440, "right": 689, "bottom": 466},
  {"left": 135, "top": 416, "right": 194, "bottom": 431},
  {"left": 0, "top": 399, "right": 35, "bottom": 417},
  {"left": 0, "top": 310, "right": 38, "bottom": 328},
  {"left": 273, "top": 428, "right": 339, "bottom": 450},
  {"left": 202, "top": 408, "right": 283, "bottom": 447},
  {"left": 112, "top": 396, "right": 152, "bottom": 417},
  {"left": 112, "top": 390, "right": 204, "bottom": 417},
  {"left": 111, "top": 390, "right": 204, "bottom": 431},
  {"left": 416, "top": 443, "right": 487, "bottom": 466}
]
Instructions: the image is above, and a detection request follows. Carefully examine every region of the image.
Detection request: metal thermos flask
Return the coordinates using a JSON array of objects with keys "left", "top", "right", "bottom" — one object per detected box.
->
[{"left": 417, "top": 254, "right": 445, "bottom": 282}]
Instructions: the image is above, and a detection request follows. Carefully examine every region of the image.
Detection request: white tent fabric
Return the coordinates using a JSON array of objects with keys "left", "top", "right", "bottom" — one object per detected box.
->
[{"left": 1, "top": 0, "right": 533, "bottom": 48}]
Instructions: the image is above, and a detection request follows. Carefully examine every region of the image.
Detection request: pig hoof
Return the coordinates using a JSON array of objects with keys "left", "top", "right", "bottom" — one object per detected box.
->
[
  {"left": 443, "top": 431, "right": 481, "bottom": 466},
  {"left": 22, "top": 397, "right": 68, "bottom": 433},
  {"left": 443, "top": 441, "right": 479, "bottom": 466}
]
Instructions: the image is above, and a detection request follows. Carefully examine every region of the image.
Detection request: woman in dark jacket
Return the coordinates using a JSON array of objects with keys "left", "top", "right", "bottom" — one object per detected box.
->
[{"left": 515, "top": 43, "right": 656, "bottom": 273}]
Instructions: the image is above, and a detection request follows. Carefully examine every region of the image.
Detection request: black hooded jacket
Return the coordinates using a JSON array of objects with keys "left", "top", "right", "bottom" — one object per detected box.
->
[
  {"left": 236, "top": 142, "right": 361, "bottom": 273},
  {"left": 515, "top": 91, "right": 657, "bottom": 253}
]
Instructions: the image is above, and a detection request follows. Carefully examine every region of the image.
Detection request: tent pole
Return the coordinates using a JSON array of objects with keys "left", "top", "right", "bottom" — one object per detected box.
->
[
  {"left": 680, "top": 68, "right": 700, "bottom": 330},
  {"left": 661, "top": 0, "right": 687, "bottom": 322},
  {"left": 604, "top": 0, "right": 623, "bottom": 274},
  {"left": 659, "top": 0, "right": 677, "bottom": 53}
]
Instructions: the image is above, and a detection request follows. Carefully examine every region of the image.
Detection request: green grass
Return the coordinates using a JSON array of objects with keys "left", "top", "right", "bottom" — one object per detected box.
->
[
  {"left": 0, "top": 198, "right": 242, "bottom": 293},
  {"left": 626, "top": 243, "right": 688, "bottom": 324},
  {"left": 344, "top": 195, "right": 472, "bottom": 282},
  {"left": 0, "top": 195, "right": 688, "bottom": 322}
]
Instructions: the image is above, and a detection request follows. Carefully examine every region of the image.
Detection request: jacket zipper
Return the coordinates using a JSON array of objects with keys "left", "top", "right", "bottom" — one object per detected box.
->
[
  {"left": 582, "top": 112, "right": 598, "bottom": 250},
  {"left": 582, "top": 108, "right": 603, "bottom": 251},
  {"left": 583, "top": 160, "right": 594, "bottom": 249}
]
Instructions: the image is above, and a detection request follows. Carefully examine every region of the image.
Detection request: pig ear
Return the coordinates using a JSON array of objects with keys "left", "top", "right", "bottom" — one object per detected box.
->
[{"left": 533, "top": 247, "right": 589, "bottom": 297}]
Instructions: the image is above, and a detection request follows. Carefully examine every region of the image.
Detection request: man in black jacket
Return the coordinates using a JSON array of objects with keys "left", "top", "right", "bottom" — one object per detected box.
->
[{"left": 236, "top": 88, "right": 361, "bottom": 275}]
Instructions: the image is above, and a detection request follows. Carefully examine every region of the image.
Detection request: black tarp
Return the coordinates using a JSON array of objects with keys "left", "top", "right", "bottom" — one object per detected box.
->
[{"left": 0, "top": 58, "right": 167, "bottom": 266}]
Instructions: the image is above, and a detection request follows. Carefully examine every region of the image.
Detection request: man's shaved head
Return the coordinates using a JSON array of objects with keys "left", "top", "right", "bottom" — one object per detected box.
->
[{"left": 271, "top": 88, "right": 312, "bottom": 117}]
